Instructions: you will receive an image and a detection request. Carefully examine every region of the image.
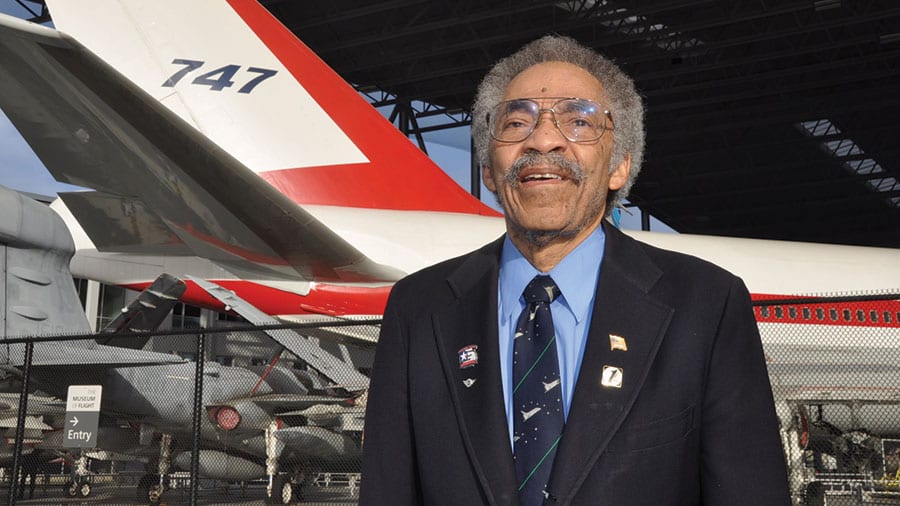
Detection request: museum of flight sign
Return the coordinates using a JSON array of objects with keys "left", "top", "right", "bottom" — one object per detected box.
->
[{"left": 64, "top": 385, "right": 102, "bottom": 448}]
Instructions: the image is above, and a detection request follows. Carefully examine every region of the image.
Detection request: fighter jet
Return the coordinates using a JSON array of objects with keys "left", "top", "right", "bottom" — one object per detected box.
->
[{"left": 0, "top": 183, "right": 367, "bottom": 503}]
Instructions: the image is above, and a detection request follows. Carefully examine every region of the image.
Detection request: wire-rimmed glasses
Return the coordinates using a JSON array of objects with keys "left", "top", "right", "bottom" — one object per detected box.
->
[{"left": 488, "top": 97, "right": 612, "bottom": 143}]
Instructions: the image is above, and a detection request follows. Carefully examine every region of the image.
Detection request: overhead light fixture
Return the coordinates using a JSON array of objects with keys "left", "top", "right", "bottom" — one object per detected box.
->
[{"left": 797, "top": 119, "right": 900, "bottom": 207}]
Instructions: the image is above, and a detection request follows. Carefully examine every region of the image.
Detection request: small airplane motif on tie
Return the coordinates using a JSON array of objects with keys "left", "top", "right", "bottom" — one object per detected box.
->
[
  {"left": 463, "top": 378, "right": 476, "bottom": 388},
  {"left": 543, "top": 285, "right": 556, "bottom": 300},
  {"left": 521, "top": 407, "right": 541, "bottom": 421},
  {"left": 542, "top": 379, "right": 560, "bottom": 392},
  {"left": 609, "top": 334, "right": 628, "bottom": 352}
]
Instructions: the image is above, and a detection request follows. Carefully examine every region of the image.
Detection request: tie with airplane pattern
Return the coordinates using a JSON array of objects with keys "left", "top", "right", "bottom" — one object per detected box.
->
[{"left": 512, "top": 275, "right": 564, "bottom": 506}]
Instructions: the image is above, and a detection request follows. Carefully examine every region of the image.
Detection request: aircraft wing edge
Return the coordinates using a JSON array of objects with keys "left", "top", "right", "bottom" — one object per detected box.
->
[{"left": 0, "top": 13, "right": 402, "bottom": 284}]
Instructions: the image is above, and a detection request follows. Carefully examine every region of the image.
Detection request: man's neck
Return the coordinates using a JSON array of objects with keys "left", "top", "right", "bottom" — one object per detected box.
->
[{"left": 508, "top": 219, "right": 605, "bottom": 273}]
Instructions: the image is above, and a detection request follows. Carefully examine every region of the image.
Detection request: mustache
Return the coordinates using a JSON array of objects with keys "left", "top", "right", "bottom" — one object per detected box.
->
[{"left": 504, "top": 151, "right": 586, "bottom": 185}]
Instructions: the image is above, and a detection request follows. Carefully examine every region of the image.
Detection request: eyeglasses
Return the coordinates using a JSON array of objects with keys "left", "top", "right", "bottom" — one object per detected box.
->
[{"left": 488, "top": 97, "right": 613, "bottom": 143}]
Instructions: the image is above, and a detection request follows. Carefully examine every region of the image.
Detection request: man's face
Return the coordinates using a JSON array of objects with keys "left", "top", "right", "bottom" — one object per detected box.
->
[{"left": 482, "top": 61, "right": 630, "bottom": 247}]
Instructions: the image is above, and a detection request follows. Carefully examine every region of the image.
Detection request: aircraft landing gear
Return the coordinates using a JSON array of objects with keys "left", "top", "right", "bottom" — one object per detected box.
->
[
  {"left": 64, "top": 452, "right": 92, "bottom": 497},
  {"left": 264, "top": 421, "right": 286, "bottom": 504},
  {"left": 136, "top": 433, "right": 173, "bottom": 505},
  {"left": 78, "top": 480, "right": 91, "bottom": 497},
  {"left": 263, "top": 421, "right": 302, "bottom": 504},
  {"left": 136, "top": 473, "right": 169, "bottom": 504},
  {"left": 268, "top": 474, "right": 294, "bottom": 505},
  {"left": 63, "top": 478, "right": 91, "bottom": 497},
  {"left": 148, "top": 483, "right": 165, "bottom": 506}
]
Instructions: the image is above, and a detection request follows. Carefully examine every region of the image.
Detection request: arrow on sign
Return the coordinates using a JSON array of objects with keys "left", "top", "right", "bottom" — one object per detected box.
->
[{"left": 70, "top": 416, "right": 79, "bottom": 427}]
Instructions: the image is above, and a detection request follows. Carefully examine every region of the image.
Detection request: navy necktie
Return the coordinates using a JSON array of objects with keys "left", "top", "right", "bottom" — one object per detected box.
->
[{"left": 512, "top": 275, "right": 564, "bottom": 506}]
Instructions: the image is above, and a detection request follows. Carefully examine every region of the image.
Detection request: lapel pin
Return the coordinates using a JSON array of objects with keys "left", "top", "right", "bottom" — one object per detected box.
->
[
  {"left": 609, "top": 334, "right": 628, "bottom": 352},
  {"left": 458, "top": 345, "right": 479, "bottom": 369},
  {"left": 463, "top": 378, "right": 476, "bottom": 388},
  {"left": 601, "top": 365, "right": 624, "bottom": 388}
]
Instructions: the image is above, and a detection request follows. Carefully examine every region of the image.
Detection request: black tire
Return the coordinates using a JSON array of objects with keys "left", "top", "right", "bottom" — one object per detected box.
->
[
  {"left": 77, "top": 480, "right": 91, "bottom": 497},
  {"left": 148, "top": 484, "right": 165, "bottom": 506},
  {"left": 269, "top": 475, "right": 293, "bottom": 505},
  {"left": 804, "top": 481, "right": 825, "bottom": 506},
  {"left": 63, "top": 480, "right": 78, "bottom": 497},
  {"left": 137, "top": 474, "right": 167, "bottom": 505},
  {"left": 136, "top": 474, "right": 155, "bottom": 501}
]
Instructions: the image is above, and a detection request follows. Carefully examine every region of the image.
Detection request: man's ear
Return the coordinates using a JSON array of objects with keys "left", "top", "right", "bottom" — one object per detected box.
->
[
  {"left": 607, "top": 153, "right": 631, "bottom": 191},
  {"left": 482, "top": 165, "right": 497, "bottom": 192}
]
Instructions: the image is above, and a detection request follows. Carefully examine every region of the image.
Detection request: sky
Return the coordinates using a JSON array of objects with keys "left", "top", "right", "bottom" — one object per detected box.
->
[{"left": 0, "top": 0, "right": 670, "bottom": 232}]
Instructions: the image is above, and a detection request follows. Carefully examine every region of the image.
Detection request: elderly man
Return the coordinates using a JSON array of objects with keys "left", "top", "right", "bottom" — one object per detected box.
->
[{"left": 360, "top": 35, "right": 790, "bottom": 505}]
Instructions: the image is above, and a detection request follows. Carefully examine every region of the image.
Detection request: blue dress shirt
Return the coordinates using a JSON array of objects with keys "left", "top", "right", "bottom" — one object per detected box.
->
[{"left": 497, "top": 225, "right": 606, "bottom": 446}]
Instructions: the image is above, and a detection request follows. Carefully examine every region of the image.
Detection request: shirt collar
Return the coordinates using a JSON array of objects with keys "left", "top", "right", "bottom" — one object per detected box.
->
[{"left": 499, "top": 224, "right": 606, "bottom": 324}]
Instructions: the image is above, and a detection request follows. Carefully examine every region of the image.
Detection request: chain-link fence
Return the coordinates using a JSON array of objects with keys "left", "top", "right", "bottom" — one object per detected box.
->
[
  {"left": 3, "top": 294, "right": 900, "bottom": 505},
  {"left": 1, "top": 319, "right": 378, "bottom": 505},
  {"left": 757, "top": 293, "right": 900, "bottom": 506}
]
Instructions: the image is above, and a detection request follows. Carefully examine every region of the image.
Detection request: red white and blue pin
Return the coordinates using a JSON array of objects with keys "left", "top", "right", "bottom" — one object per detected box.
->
[{"left": 458, "top": 345, "right": 479, "bottom": 369}]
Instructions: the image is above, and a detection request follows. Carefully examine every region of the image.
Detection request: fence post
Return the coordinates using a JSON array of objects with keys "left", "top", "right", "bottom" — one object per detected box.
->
[
  {"left": 189, "top": 330, "right": 206, "bottom": 506},
  {"left": 8, "top": 341, "right": 34, "bottom": 506}
]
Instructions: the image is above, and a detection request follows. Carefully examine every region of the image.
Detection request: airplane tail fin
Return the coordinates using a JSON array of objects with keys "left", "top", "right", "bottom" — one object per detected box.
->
[{"left": 44, "top": 0, "right": 497, "bottom": 216}]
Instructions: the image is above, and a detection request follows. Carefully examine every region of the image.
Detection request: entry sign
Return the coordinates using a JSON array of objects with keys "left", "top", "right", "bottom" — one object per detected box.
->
[{"left": 63, "top": 385, "right": 102, "bottom": 448}]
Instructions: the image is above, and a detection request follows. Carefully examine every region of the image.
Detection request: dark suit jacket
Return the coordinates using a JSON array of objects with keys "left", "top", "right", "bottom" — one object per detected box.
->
[{"left": 360, "top": 224, "right": 791, "bottom": 505}]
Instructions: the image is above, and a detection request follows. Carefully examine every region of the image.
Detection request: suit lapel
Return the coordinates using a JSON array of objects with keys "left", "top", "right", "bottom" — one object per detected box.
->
[
  {"left": 548, "top": 225, "right": 674, "bottom": 504},
  {"left": 432, "top": 238, "right": 520, "bottom": 506}
]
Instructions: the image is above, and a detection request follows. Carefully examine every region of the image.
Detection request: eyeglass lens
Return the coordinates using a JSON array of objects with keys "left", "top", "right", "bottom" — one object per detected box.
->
[{"left": 490, "top": 98, "right": 608, "bottom": 143}]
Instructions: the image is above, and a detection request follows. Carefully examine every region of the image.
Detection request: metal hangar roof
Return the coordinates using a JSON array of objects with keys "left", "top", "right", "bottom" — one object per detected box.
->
[{"left": 262, "top": 0, "right": 900, "bottom": 248}]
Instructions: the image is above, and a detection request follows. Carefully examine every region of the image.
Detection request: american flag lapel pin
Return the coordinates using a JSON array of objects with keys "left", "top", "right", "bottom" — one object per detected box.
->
[
  {"left": 458, "top": 345, "right": 479, "bottom": 369},
  {"left": 609, "top": 334, "right": 628, "bottom": 352}
]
